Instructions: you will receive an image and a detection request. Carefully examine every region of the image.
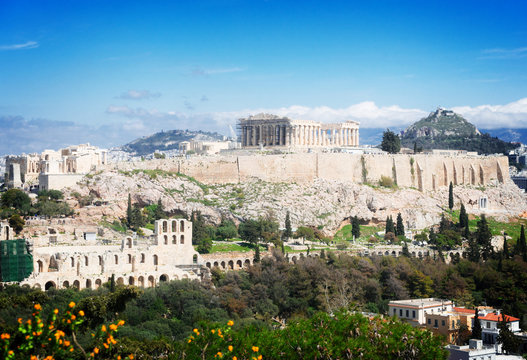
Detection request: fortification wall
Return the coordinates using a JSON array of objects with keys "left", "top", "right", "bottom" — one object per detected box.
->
[{"left": 111, "top": 153, "right": 509, "bottom": 191}]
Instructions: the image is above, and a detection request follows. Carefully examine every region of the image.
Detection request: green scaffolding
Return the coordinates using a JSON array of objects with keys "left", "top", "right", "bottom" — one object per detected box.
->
[{"left": 0, "top": 239, "right": 34, "bottom": 283}]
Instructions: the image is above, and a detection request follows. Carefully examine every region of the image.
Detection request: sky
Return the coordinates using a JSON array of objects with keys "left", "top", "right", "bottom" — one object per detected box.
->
[{"left": 1, "top": 0, "right": 527, "bottom": 154}]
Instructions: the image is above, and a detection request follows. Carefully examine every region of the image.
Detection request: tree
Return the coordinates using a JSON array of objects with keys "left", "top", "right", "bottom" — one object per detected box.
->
[
  {"left": 497, "top": 314, "right": 520, "bottom": 354},
  {"left": 385, "top": 216, "right": 394, "bottom": 234},
  {"left": 1, "top": 189, "right": 31, "bottom": 215},
  {"left": 380, "top": 129, "right": 401, "bottom": 154},
  {"left": 126, "top": 194, "right": 132, "bottom": 226},
  {"left": 8, "top": 213, "right": 25, "bottom": 234},
  {"left": 402, "top": 241, "right": 410, "bottom": 257},
  {"left": 459, "top": 203, "right": 467, "bottom": 229},
  {"left": 351, "top": 216, "right": 360, "bottom": 239},
  {"left": 296, "top": 226, "right": 315, "bottom": 243},
  {"left": 153, "top": 199, "right": 166, "bottom": 220},
  {"left": 448, "top": 182, "right": 454, "bottom": 210},
  {"left": 472, "top": 310, "right": 482, "bottom": 339},
  {"left": 254, "top": 244, "right": 261, "bottom": 263},
  {"left": 467, "top": 235, "right": 480, "bottom": 262},
  {"left": 395, "top": 213, "right": 404, "bottom": 237},
  {"left": 514, "top": 225, "right": 527, "bottom": 261},
  {"left": 215, "top": 218, "right": 238, "bottom": 241},
  {"left": 476, "top": 214, "right": 493, "bottom": 260},
  {"left": 503, "top": 234, "right": 510, "bottom": 260},
  {"left": 239, "top": 219, "right": 261, "bottom": 244},
  {"left": 284, "top": 211, "right": 293, "bottom": 240}
]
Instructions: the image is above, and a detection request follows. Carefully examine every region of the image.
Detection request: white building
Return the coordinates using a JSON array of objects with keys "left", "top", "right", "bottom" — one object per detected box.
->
[
  {"left": 446, "top": 339, "right": 497, "bottom": 360},
  {"left": 479, "top": 310, "right": 521, "bottom": 345},
  {"left": 388, "top": 298, "right": 454, "bottom": 326}
]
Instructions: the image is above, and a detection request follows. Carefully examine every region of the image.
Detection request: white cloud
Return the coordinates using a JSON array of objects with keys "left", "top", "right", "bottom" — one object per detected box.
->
[
  {"left": 0, "top": 41, "right": 39, "bottom": 51},
  {"left": 480, "top": 47, "right": 527, "bottom": 59},
  {"left": 190, "top": 67, "right": 245, "bottom": 76},
  {"left": 452, "top": 98, "right": 527, "bottom": 129},
  {"left": 116, "top": 90, "right": 161, "bottom": 100}
]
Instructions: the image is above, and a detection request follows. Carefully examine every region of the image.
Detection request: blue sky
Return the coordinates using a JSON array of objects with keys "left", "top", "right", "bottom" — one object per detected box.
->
[{"left": 1, "top": 0, "right": 527, "bottom": 153}]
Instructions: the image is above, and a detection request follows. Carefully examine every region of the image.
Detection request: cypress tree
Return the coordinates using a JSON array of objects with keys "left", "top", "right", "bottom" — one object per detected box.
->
[
  {"left": 284, "top": 211, "right": 292, "bottom": 239},
  {"left": 472, "top": 310, "right": 482, "bottom": 339},
  {"left": 402, "top": 241, "right": 410, "bottom": 257},
  {"left": 459, "top": 203, "right": 467, "bottom": 229},
  {"left": 126, "top": 193, "right": 132, "bottom": 226},
  {"left": 396, "top": 213, "right": 405, "bottom": 237},
  {"left": 476, "top": 214, "right": 493, "bottom": 260},
  {"left": 254, "top": 244, "right": 260, "bottom": 263},
  {"left": 516, "top": 225, "right": 527, "bottom": 261},
  {"left": 110, "top": 274, "right": 116, "bottom": 293},
  {"left": 448, "top": 182, "right": 454, "bottom": 210},
  {"left": 385, "top": 216, "right": 395, "bottom": 234},
  {"left": 503, "top": 234, "right": 510, "bottom": 260},
  {"left": 351, "top": 216, "right": 361, "bottom": 239}
]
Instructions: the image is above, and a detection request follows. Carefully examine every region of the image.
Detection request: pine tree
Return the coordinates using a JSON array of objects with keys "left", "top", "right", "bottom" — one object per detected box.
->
[
  {"left": 385, "top": 216, "right": 395, "bottom": 234},
  {"left": 429, "top": 227, "right": 437, "bottom": 245},
  {"left": 467, "top": 235, "right": 481, "bottom": 262},
  {"left": 126, "top": 194, "right": 132, "bottom": 226},
  {"left": 448, "top": 182, "right": 454, "bottom": 210},
  {"left": 402, "top": 242, "right": 410, "bottom": 257},
  {"left": 396, "top": 213, "right": 404, "bottom": 237},
  {"left": 284, "top": 211, "right": 292, "bottom": 239},
  {"left": 472, "top": 310, "right": 482, "bottom": 339},
  {"left": 497, "top": 314, "right": 520, "bottom": 354},
  {"left": 459, "top": 203, "right": 467, "bottom": 229},
  {"left": 351, "top": 216, "right": 361, "bottom": 239},
  {"left": 476, "top": 214, "right": 493, "bottom": 260}
]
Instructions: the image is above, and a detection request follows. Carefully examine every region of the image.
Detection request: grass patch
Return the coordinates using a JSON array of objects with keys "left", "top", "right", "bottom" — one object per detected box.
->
[
  {"left": 334, "top": 224, "right": 383, "bottom": 242},
  {"left": 209, "top": 242, "right": 266, "bottom": 253}
]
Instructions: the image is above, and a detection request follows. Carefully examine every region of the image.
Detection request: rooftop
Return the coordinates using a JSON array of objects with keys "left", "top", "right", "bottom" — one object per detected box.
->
[
  {"left": 479, "top": 313, "right": 520, "bottom": 322},
  {"left": 389, "top": 298, "right": 452, "bottom": 308}
]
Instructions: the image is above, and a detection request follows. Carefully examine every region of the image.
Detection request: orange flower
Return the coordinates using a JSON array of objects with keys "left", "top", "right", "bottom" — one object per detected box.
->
[
  {"left": 233, "top": 357, "right": 237, "bottom": 360},
  {"left": 252, "top": 346, "right": 259, "bottom": 352},
  {"left": 1, "top": 333, "right": 10, "bottom": 340},
  {"left": 101, "top": 325, "right": 107, "bottom": 332},
  {"left": 258, "top": 356, "right": 262, "bottom": 360},
  {"left": 94, "top": 347, "right": 99, "bottom": 354},
  {"left": 216, "top": 352, "right": 223, "bottom": 358},
  {"left": 34, "top": 304, "right": 42, "bottom": 311},
  {"left": 64, "top": 340, "right": 71, "bottom": 347},
  {"left": 227, "top": 320, "right": 234, "bottom": 326},
  {"left": 211, "top": 329, "right": 216, "bottom": 334},
  {"left": 79, "top": 310, "right": 85, "bottom": 316},
  {"left": 228, "top": 345, "right": 233, "bottom": 352},
  {"left": 109, "top": 324, "right": 118, "bottom": 331},
  {"left": 53, "top": 309, "right": 59, "bottom": 315},
  {"left": 69, "top": 301, "right": 75, "bottom": 308},
  {"left": 118, "top": 320, "right": 125, "bottom": 326},
  {"left": 129, "top": 355, "right": 134, "bottom": 359},
  {"left": 71, "top": 315, "right": 76, "bottom": 320},
  {"left": 103, "top": 343, "right": 109, "bottom": 349}
]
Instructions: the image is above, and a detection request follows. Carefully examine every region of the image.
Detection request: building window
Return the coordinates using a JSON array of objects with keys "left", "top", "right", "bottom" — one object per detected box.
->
[
  {"left": 452, "top": 320, "right": 455, "bottom": 328},
  {"left": 428, "top": 318, "right": 431, "bottom": 324},
  {"left": 412, "top": 310, "right": 416, "bottom": 318},
  {"left": 140, "top": 253, "right": 145, "bottom": 263},
  {"left": 153, "top": 255, "right": 158, "bottom": 265},
  {"left": 406, "top": 310, "right": 409, "bottom": 318},
  {"left": 441, "top": 320, "right": 445, "bottom": 327},
  {"left": 114, "top": 255, "right": 118, "bottom": 264},
  {"left": 434, "top": 320, "right": 438, "bottom": 328},
  {"left": 128, "top": 254, "right": 132, "bottom": 264},
  {"left": 399, "top": 309, "right": 402, "bottom": 316},
  {"left": 487, "top": 322, "right": 490, "bottom": 328}
]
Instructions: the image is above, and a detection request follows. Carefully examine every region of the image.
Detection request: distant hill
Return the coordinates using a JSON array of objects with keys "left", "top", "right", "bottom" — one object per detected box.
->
[
  {"left": 401, "top": 108, "right": 518, "bottom": 154},
  {"left": 121, "top": 129, "right": 226, "bottom": 155}
]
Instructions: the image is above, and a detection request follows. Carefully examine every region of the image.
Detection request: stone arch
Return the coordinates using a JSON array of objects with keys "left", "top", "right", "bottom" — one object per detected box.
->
[
  {"left": 73, "top": 280, "right": 80, "bottom": 289},
  {"left": 244, "top": 259, "right": 250, "bottom": 267},
  {"left": 411, "top": 252, "right": 416, "bottom": 258},
  {"left": 236, "top": 260, "right": 242, "bottom": 268},
  {"left": 44, "top": 281, "right": 56, "bottom": 290},
  {"left": 95, "top": 279, "right": 102, "bottom": 289},
  {"left": 128, "top": 276, "right": 135, "bottom": 285},
  {"left": 377, "top": 251, "right": 382, "bottom": 256},
  {"left": 213, "top": 261, "right": 219, "bottom": 267},
  {"left": 138, "top": 276, "right": 144, "bottom": 287},
  {"left": 162, "top": 220, "right": 168, "bottom": 232},
  {"left": 148, "top": 275, "right": 155, "bottom": 287},
  {"left": 33, "top": 283, "right": 41, "bottom": 289},
  {"left": 228, "top": 260, "right": 234, "bottom": 269},
  {"left": 418, "top": 251, "right": 422, "bottom": 258},
  {"left": 221, "top": 261, "right": 226, "bottom": 269},
  {"left": 462, "top": 166, "right": 466, "bottom": 184},
  {"left": 172, "top": 220, "right": 177, "bottom": 232},
  {"left": 384, "top": 251, "right": 389, "bottom": 256},
  {"left": 172, "top": 235, "right": 177, "bottom": 244},
  {"left": 180, "top": 235, "right": 185, "bottom": 244},
  {"left": 193, "top": 254, "right": 198, "bottom": 264},
  {"left": 62, "top": 280, "right": 70, "bottom": 288},
  {"left": 128, "top": 254, "right": 132, "bottom": 264},
  {"left": 391, "top": 251, "right": 396, "bottom": 257},
  {"left": 180, "top": 220, "right": 185, "bottom": 231},
  {"left": 140, "top": 253, "right": 145, "bottom": 263},
  {"left": 37, "top": 260, "right": 43, "bottom": 273},
  {"left": 291, "top": 256, "right": 297, "bottom": 263},
  {"left": 49, "top": 255, "right": 59, "bottom": 271},
  {"left": 182, "top": 274, "right": 188, "bottom": 279},
  {"left": 86, "top": 279, "right": 92, "bottom": 289},
  {"left": 164, "top": 235, "right": 168, "bottom": 245},
  {"left": 206, "top": 262, "right": 211, "bottom": 268},
  {"left": 470, "top": 166, "right": 476, "bottom": 185},
  {"left": 153, "top": 255, "right": 158, "bottom": 265},
  {"left": 160, "top": 274, "right": 169, "bottom": 282},
  {"left": 443, "top": 163, "right": 448, "bottom": 187},
  {"left": 98, "top": 255, "right": 103, "bottom": 266},
  {"left": 117, "top": 277, "right": 124, "bottom": 285}
]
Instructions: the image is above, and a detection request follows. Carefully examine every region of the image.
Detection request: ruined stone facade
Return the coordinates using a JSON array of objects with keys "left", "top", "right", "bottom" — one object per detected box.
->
[
  {"left": 20, "top": 219, "right": 202, "bottom": 290},
  {"left": 5, "top": 144, "right": 107, "bottom": 190},
  {"left": 238, "top": 113, "right": 359, "bottom": 148}
]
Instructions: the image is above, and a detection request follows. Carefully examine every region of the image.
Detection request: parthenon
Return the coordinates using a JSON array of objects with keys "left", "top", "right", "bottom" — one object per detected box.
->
[{"left": 238, "top": 113, "right": 359, "bottom": 148}]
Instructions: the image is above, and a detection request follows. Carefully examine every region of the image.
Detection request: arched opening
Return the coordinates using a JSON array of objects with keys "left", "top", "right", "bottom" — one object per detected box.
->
[
  {"left": 127, "top": 238, "right": 132, "bottom": 248},
  {"left": 162, "top": 221, "right": 168, "bottom": 232},
  {"left": 44, "top": 281, "right": 56, "bottom": 290},
  {"left": 160, "top": 274, "right": 168, "bottom": 282},
  {"left": 86, "top": 279, "right": 92, "bottom": 289},
  {"left": 62, "top": 281, "right": 70, "bottom": 288},
  {"left": 128, "top": 254, "right": 132, "bottom": 264},
  {"left": 180, "top": 235, "right": 185, "bottom": 244},
  {"left": 128, "top": 276, "right": 134, "bottom": 285},
  {"left": 138, "top": 276, "right": 144, "bottom": 287},
  {"left": 213, "top": 261, "right": 219, "bottom": 267},
  {"left": 411, "top": 252, "right": 416, "bottom": 258},
  {"left": 98, "top": 256, "right": 103, "bottom": 266},
  {"left": 85, "top": 256, "right": 89, "bottom": 266},
  {"left": 34, "top": 283, "right": 41, "bottom": 289},
  {"left": 148, "top": 276, "right": 155, "bottom": 287},
  {"left": 141, "top": 253, "right": 145, "bottom": 263},
  {"left": 172, "top": 235, "right": 177, "bottom": 244},
  {"left": 164, "top": 235, "right": 168, "bottom": 245},
  {"left": 37, "top": 260, "right": 43, "bottom": 273},
  {"left": 206, "top": 262, "right": 211, "bottom": 268},
  {"left": 117, "top": 277, "right": 124, "bottom": 285},
  {"left": 95, "top": 279, "right": 102, "bottom": 289},
  {"left": 384, "top": 251, "right": 389, "bottom": 256},
  {"left": 153, "top": 255, "right": 158, "bottom": 265},
  {"left": 221, "top": 261, "right": 226, "bottom": 269},
  {"left": 114, "top": 255, "right": 119, "bottom": 264},
  {"left": 73, "top": 280, "right": 80, "bottom": 290},
  {"left": 418, "top": 252, "right": 423, "bottom": 258},
  {"left": 71, "top": 257, "right": 75, "bottom": 267},
  {"left": 391, "top": 251, "right": 396, "bottom": 257},
  {"left": 228, "top": 260, "right": 234, "bottom": 269},
  {"left": 236, "top": 260, "right": 242, "bottom": 268},
  {"left": 172, "top": 220, "right": 177, "bottom": 232},
  {"left": 479, "top": 165, "right": 485, "bottom": 185},
  {"left": 193, "top": 254, "right": 198, "bottom": 264},
  {"left": 291, "top": 256, "right": 297, "bottom": 263},
  {"left": 443, "top": 163, "right": 448, "bottom": 187},
  {"left": 180, "top": 220, "right": 185, "bottom": 231},
  {"left": 244, "top": 259, "right": 250, "bottom": 268}
]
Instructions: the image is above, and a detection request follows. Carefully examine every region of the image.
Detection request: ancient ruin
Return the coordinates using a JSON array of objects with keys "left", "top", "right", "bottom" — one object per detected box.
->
[{"left": 238, "top": 113, "right": 359, "bottom": 148}]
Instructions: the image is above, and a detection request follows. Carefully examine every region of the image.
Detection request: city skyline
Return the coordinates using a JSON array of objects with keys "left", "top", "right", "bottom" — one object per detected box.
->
[{"left": 1, "top": 0, "right": 527, "bottom": 153}]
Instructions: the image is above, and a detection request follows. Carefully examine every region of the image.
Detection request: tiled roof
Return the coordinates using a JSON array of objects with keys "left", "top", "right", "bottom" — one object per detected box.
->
[
  {"left": 453, "top": 307, "right": 475, "bottom": 314},
  {"left": 479, "top": 313, "right": 519, "bottom": 322}
]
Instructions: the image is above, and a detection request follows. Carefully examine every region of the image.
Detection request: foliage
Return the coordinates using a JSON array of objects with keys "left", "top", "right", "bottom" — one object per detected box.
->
[
  {"left": 395, "top": 213, "right": 404, "bottom": 237},
  {"left": 448, "top": 182, "right": 454, "bottom": 210},
  {"left": 8, "top": 214, "right": 25, "bottom": 234},
  {"left": 351, "top": 216, "right": 360, "bottom": 239},
  {"left": 284, "top": 211, "right": 292, "bottom": 240},
  {"left": 177, "top": 311, "right": 448, "bottom": 360},
  {"left": 126, "top": 194, "right": 132, "bottom": 228},
  {"left": 1, "top": 189, "right": 31, "bottom": 215},
  {"left": 497, "top": 314, "right": 520, "bottom": 354},
  {"left": 385, "top": 216, "right": 394, "bottom": 234},
  {"left": 514, "top": 225, "right": 527, "bottom": 261},
  {"left": 215, "top": 218, "right": 238, "bottom": 241},
  {"left": 37, "top": 190, "right": 64, "bottom": 201},
  {"left": 380, "top": 129, "right": 401, "bottom": 154},
  {"left": 379, "top": 175, "right": 395, "bottom": 188},
  {"left": 295, "top": 226, "right": 315, "bottom": 242},
  {"left": 475, "top": 214, "right": 493, "bottom": 261},
  {"left": 472, "top": 311, "right": 481, "bottom": 339}
]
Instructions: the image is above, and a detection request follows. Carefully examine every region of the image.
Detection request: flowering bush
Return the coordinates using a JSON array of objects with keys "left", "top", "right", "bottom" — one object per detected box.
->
[{"left": 0, "top": 301, "right": 132, "bottom": 360}]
